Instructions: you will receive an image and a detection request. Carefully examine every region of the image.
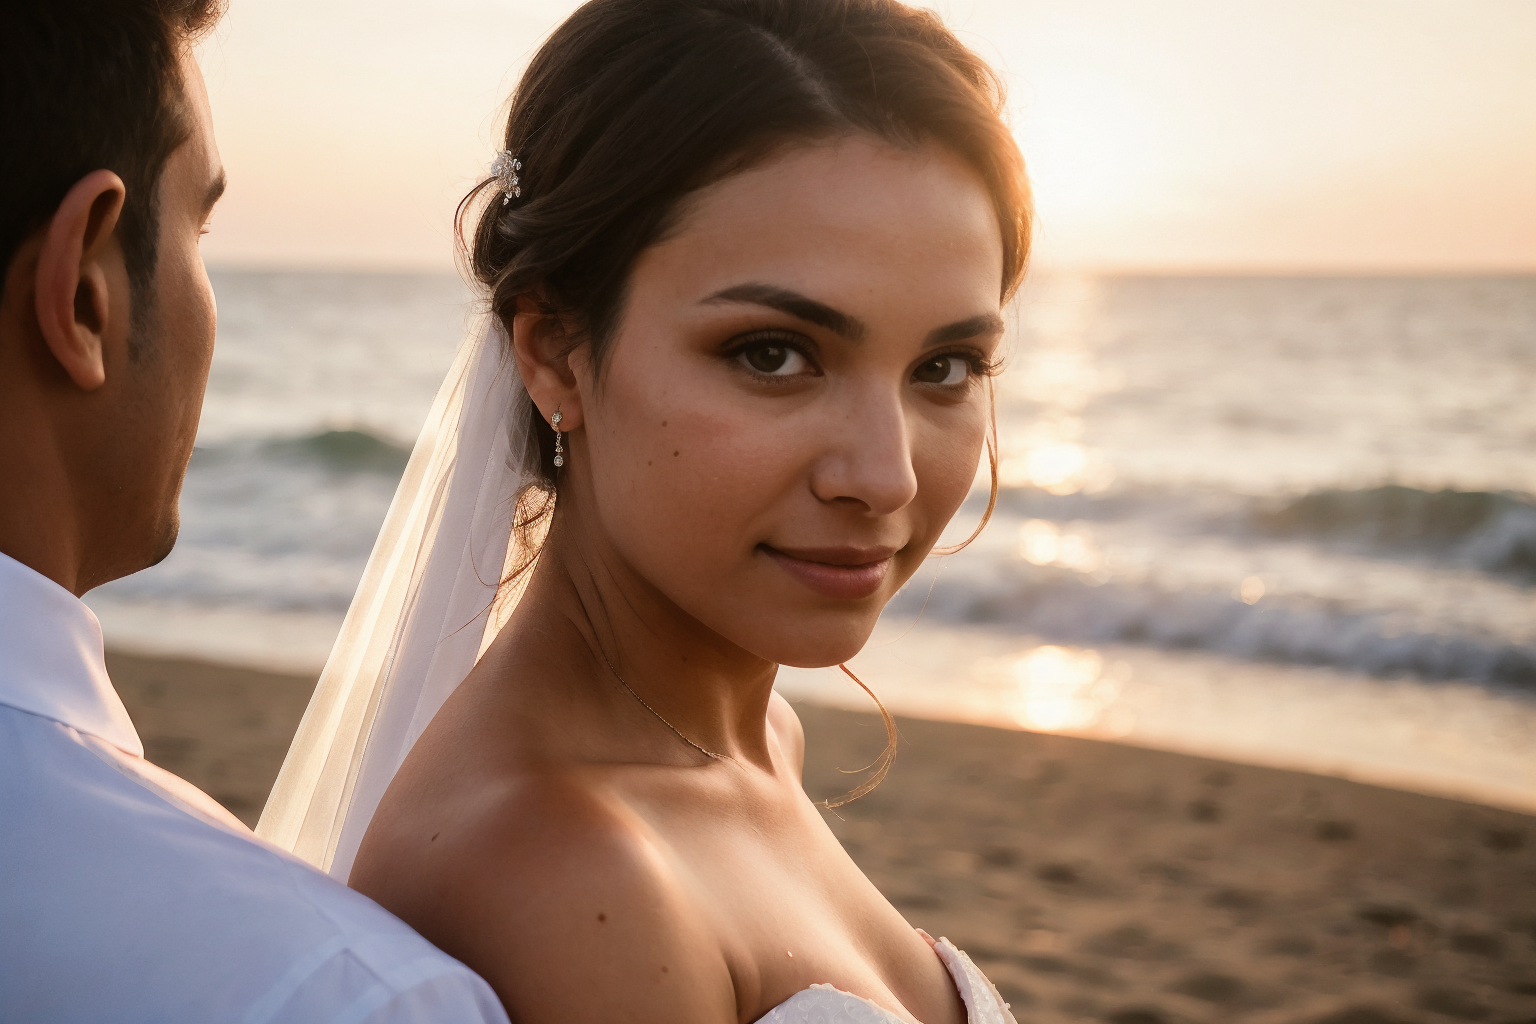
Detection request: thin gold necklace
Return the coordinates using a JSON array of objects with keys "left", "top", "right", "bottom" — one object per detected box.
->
[{"left": 593, "top": 646, "right": 736, "bottom": 764}]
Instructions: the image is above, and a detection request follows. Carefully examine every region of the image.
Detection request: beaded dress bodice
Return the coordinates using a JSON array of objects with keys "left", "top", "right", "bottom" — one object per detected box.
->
[{"left": 753, "top": 936, "right": 1017, "bottom": 1024}]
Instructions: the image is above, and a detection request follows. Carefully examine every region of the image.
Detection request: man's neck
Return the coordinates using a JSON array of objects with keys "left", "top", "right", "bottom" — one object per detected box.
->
[
  {"left": 0, "top": 493, "right": 86, "bottom": 596},
  {"left": 0, "top": 388, "right": 90, "bottom": 595}
]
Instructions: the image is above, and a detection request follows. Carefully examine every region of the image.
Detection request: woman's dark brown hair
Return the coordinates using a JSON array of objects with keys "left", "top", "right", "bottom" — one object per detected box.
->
[{"left": 462, "top": 0, "right": 1031, "bottom": 484}]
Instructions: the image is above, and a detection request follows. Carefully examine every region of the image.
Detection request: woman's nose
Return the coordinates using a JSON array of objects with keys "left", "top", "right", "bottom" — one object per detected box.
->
[{"left": 808, "top": 389, "right": 919, "bottom": 517}]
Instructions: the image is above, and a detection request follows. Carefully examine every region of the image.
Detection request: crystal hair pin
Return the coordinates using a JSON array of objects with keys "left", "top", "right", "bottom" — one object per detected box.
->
[{"left": 491, "top": 150, "right": 522, "bottom": 204}]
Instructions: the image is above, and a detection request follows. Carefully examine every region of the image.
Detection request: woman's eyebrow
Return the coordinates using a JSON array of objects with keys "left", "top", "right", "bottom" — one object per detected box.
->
[
  {"left": 700, "top": 283, "right": 867, "bottom": 342},
  {"left": 925, "top": 312, "right": 1004, "bottom": 347},
  {"left": 700, "top": 282, "right": 1002, "bottom": 348}
]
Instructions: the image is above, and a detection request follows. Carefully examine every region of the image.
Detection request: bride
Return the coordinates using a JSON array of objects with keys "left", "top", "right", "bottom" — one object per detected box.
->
[{"left": 259, "top": 0, "right": 1029, "bottom": 1020}]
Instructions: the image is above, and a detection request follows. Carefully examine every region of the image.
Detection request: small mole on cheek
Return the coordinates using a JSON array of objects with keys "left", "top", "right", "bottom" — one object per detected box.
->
[
  {"left": 661, "top": 420, "right": 668, "bottom": 427},
  {"left": 661, "top": 965, "right": 669, "bottom": 974},
  {"left": 673, "top": 450, "right": 680, "bottom": 457},
  {"left": 430, "top": 833, "right": 439, "bottom": 843},
  {"left": 597, "top": 912, "right": 607, "bottom": 923},
  {"left": 647, "top": 460, "right": 652, "bottom": 467}
]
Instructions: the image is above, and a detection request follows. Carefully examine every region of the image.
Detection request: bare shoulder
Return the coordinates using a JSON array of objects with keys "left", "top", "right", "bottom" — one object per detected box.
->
[
  {"left": 352, "top": 769, "right": 737, "bottom": 1024},
  {"left": 766, "top": 690, "right": 806, "bottom": 778}
]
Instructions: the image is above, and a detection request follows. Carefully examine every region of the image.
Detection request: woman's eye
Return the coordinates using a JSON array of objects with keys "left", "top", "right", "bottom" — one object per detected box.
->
[
  {"left": 912, "top": 354, "right": 971, "bottom": 386},
  {"left": 738, "top": 343, "right": 810, "bottom": 376}
]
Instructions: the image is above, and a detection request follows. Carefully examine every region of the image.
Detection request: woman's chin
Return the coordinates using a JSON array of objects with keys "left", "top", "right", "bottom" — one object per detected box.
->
[
  {"left": 657, "top": 573, "right": 885, "bottom": 669},
  {"left": 748, "top": 614, "right": 881, "bottom": 670}
]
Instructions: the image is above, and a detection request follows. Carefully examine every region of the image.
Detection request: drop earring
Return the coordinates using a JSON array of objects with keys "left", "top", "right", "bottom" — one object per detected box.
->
[{"left": 551, "top": 409, "right": 565, "bottom": 469}]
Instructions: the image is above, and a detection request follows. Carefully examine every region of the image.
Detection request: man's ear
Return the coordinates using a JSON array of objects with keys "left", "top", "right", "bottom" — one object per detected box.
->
[
  {"left": 34, "top": 170, "right": 128, "bottom": 392},
  {"left": 509, "top": 292, "right": 587, "bottom": 431}
]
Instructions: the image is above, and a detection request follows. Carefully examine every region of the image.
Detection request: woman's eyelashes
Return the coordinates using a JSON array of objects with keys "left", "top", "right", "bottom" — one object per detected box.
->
[
  {"left": 730, "top": 332, "right": 820, "bottom": 379},
  {"left": 910, "top": 349, "right": 994, "bottom": 389},
  {"left": 724, "top": 331, "right": 994, "bottom": 390},
  {"left": 911, "top": 352, "right": 970, "bottom": 386}
]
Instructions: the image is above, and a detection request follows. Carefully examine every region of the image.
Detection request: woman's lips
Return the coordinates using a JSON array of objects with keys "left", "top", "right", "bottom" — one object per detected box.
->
[{"left": 760, "top": 545, "right": 896, "bottom": 601}]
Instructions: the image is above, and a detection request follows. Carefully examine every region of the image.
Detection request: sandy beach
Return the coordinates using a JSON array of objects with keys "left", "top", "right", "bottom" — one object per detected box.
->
[{"left": 108, "top": 650, "right": 1536, "bottom": 1023}]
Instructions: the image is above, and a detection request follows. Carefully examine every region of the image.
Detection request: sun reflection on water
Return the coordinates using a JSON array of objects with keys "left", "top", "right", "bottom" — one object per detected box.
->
[
  {"left": 999, "top": 439, "right": 1116, "bottom": 495},
  {"left": 1007, "top": 645, "right": 1126, "bottom": 734},
  {"left": 995, "top": 277, "right": 1120, "bottom": 496},
  {"left": 1018, "top": 519, "right": 1103, "bottom": 573}
]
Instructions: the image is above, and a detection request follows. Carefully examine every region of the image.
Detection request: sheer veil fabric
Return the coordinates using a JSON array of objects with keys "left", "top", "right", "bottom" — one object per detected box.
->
[{"left": 257, "top": 317, "right": 540, "bottom": 880}]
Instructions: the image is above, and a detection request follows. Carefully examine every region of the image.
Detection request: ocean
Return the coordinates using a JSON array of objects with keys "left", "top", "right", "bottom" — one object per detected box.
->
[{"left": 87, "top": 271, "right": 1536, "bottom": 813}]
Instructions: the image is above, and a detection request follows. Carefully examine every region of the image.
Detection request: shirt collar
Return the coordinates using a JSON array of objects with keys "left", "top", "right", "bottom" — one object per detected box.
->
[{"left": 0, "top": 551, "right": 142, "bottom": 757}]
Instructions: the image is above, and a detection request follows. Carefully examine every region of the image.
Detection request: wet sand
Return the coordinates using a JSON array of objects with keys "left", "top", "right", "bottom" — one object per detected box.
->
[{"left": 109, "top": 651, "right": 1536, "bottom": 1023}]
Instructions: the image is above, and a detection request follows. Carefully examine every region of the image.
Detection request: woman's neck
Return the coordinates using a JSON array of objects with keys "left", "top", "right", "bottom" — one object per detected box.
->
[{"left": 486, "top": 507, "right": 782, "bottom": 768}]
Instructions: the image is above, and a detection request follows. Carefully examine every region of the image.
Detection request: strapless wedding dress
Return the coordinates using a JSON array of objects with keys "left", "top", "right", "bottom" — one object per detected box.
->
[{"left": 755, "top": 936, "right": 1017, "bottom": 1024}]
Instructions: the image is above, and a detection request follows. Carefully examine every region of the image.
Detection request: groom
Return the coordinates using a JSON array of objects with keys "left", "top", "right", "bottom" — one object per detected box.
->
[{"left": 0, "top": 4, "right": 508, "bottom": 1022}]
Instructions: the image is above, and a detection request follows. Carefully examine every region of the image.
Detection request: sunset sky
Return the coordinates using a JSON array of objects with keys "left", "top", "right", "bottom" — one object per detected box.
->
[{"left": 195, "top": 0, "right": 1536, "bottom": 272}]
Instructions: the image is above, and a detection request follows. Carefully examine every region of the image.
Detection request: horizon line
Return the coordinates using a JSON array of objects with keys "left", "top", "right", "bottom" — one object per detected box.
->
[{"left": 205, "top": 259, "right": 1536, "bottom": 279}]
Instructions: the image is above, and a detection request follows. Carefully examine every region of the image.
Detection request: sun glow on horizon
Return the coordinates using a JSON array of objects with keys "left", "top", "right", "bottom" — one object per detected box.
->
[{"left": 198, "top": 0, "right": 1536, "bottom": 272}]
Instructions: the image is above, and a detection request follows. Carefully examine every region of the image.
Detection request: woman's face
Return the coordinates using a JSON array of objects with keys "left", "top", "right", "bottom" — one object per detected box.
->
[{"left": 571, "top": 134, "right": 1005, "bottom": 668}]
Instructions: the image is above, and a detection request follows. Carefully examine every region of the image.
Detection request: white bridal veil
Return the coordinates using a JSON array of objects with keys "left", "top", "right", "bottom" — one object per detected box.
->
[{"left": 256, "top": 315, "right": 541, "bottom": 880}]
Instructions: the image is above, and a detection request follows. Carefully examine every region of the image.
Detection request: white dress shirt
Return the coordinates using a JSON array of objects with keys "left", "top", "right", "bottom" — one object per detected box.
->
[{"left": 0, "top": 552, "right": 510, "bottom": 1024}]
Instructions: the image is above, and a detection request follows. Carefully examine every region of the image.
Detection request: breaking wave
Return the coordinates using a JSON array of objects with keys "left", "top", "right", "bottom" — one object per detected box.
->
[
  {"left": 193, "top": 428, "right": 412, "bottom": 475},
  {"left": 110, "top": 433, "right": 1536, "bottom": 690},
  {"left": 996, "top": 483, "right": 1536, "bottom": 585},
  {"left": 1253, "top": 486, "right": 1536, "bottom": 581},
  {"left": 898, "top": 566, "right": 1536, "bottom": 689}
]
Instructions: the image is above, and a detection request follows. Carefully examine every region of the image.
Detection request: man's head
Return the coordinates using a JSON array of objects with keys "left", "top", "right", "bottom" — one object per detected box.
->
[{"left": 0, "top": 1, "right": 227, "bottom": 595}]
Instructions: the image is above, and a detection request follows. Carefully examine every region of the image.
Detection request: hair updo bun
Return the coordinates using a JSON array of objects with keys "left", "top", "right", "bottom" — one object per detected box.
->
[{"left": 462, "top": 0, "right": 1031, "bottom": 485}]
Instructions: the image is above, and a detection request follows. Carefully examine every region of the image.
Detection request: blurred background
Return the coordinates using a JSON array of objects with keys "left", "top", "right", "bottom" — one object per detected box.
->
[
  {"left": 88, "top": 2, "right": 1536, "bottom": 1014},
  {"left": 92, "top": 0, "right": 1536, "bottom": 815}
]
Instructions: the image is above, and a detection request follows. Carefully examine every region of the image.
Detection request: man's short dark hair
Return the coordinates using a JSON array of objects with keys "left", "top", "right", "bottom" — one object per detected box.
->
[{"left": 1, "top": 0, "right": 226, "bottom": 330}]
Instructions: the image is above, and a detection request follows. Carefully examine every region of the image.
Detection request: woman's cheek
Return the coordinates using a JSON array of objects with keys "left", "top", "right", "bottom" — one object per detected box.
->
[
  {"left": 914, "top": 411, "right": 988, "bottom": 541},
  {"left": 600, "top": 400, "right": 783, "bottom": 575}
]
